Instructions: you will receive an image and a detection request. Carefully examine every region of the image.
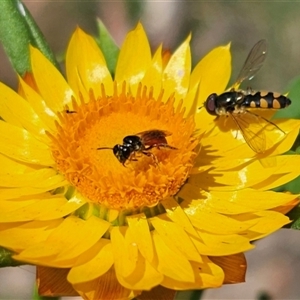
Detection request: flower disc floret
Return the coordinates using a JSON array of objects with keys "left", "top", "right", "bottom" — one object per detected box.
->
[{"left": 50, "top": 83, "right": 197, "bottom": 210}]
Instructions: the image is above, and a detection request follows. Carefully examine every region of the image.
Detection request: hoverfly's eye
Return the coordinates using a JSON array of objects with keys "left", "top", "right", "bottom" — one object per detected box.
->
[{"left": 205, "top": 93, "right": 218, "bottom": 115}]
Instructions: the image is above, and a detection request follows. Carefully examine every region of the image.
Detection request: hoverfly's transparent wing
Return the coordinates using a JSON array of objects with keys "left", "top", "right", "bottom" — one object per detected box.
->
[
  {"left": 232, "top": 39, "right": 267, "bottom": 90},
  {"left": 230, "top": 110, "right": 276, "bottom": 153}
]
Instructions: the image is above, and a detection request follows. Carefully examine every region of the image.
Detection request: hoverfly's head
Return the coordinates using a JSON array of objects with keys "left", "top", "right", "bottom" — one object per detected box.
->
[{"left": 204, "top": 93, "right": 218, "bottom": 116}]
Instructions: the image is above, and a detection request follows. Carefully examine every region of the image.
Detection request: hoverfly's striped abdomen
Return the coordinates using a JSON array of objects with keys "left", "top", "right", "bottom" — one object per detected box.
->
[
  {"left": 203, "top": 40, "right": 293, "bottom": 153},
  {"left": 243, "top": 91, "right": 291, "bottom": 109}
]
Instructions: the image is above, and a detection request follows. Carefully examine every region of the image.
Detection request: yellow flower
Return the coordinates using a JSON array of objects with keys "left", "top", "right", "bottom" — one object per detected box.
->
[{"left": 0, "top": 23, "right": 299, "bottom": 300}]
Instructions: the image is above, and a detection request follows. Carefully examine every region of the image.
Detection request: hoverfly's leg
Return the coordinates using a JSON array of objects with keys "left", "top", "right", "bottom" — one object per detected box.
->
[
  {"left": 142, "top": 151, "right": 159, "bottom": 168},
  {"left": 245, "top": 87, "right": 253, "bottom": 95}
]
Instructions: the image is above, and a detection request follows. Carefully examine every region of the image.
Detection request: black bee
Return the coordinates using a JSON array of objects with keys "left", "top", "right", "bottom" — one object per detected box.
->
[{"left": 97, "top": 129, "right": 177, "bottom": 166}]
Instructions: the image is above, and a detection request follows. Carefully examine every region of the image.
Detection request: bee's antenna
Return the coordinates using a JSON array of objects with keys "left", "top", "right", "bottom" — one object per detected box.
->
[{"left": 97, "top": 147, "right": 113, "bottom": 150}]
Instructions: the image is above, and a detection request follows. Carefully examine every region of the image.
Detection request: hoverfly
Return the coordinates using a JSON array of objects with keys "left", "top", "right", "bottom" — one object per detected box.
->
[
  {"left": 97, "top": 129, "right": 177, "bottom": 166},
  {"left": 204, "top": 39, "right": 291, "bottom": 153}
]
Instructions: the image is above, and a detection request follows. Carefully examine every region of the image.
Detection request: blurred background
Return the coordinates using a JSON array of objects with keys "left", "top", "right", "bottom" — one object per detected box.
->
[
  {"left": 1, "top": 1, "right": 300, "bottom": 299},
  {"left": 1, "top": 0, "right": 300, "bottom": 92}
]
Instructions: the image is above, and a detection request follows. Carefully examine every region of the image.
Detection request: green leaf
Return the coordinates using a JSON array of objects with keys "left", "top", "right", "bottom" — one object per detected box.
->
[
  {"left": 175, "top": 290, "right": 204, "bottom": 300},
  {"left": 257, "top": 291, "right": 273, "bottom": 300},
  {"left": 96, "top": 19, "right": 119, "bottom": 77},
  {"left": 273, "top": 75, "right": 300, "bottom": 119},
  {"left": 0, "top": 0, "right": 59, "bottom": 76},
  {"left": 33, "top": 285, "right": 60, "bottom": 300},
  {"left": 126, "top": 0, "right": 144, "bottom": 21},
  {"left": 287, "top": 205, "right": 300, "bottom": 230},
  {"left": 272, "top": 151, "right": 300, "bottom": 194},
  {"left": 19, "top": 1, "right": 59, "bottom": 70},
  {"left": 0, "top": 247, "right": 23, "bottom": 267}
]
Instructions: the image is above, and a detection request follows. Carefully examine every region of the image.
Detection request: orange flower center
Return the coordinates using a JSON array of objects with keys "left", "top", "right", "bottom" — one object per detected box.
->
[{"left": 50, "top": 84, "right": 198, "bottom": 210}]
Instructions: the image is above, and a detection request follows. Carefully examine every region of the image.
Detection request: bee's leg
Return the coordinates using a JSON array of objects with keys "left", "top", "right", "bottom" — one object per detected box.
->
[
  {"left": 128, "top": 152, "right": 139, "bottom": 162},
  {"left": 156, "top": 143, "right": 177, "bottom": 150},
  {"left": 145, "top": 144, "right": 177, "bottom": 150},
  {"left": 142, "top": 151, "right": 159, "bottom": 168}
]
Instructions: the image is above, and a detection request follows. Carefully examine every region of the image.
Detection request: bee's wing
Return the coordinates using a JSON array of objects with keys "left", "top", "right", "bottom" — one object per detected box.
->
[
  {"left": 230, "top": 111, "right": 273, "bottom": 153},
  {"left": 136, "top": 129, "right": 171, "bottom": 141},
  {"left": 232, "top": 39, "right": 267, "bottom": 90}
]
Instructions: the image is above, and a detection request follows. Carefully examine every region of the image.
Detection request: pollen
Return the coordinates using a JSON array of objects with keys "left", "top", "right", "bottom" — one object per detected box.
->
[{"left": 50, "top": 83, "right": 198, "bottom": 210}]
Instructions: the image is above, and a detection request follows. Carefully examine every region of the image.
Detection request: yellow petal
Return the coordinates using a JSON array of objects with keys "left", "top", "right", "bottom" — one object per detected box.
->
[
  {"left": 191, "top": 231, "right": 254, "bottom": 256},
  {"left": 152, "top": 231, "right": 194, "bottom": 282},
  {"left": 0, "top": 168, "right": 58, "bottom": 187},
  {"left": 116, "top": 252, "right": 163, "bottom": 290},
  {"left": 141, "top": 45, "right": 163, "bottom": 99},
  {"left": 30, "top": 46, "right": 74, "bottom": 112},
  {"left": 184, "top": 83, "right": 200, "bottom": 118},
  {"left": 266, "top": 120, "right": 300, "bottom": 156},
  {"left": 163, "top": 34, "right": 191, "bottom": 105},
  {"left": 15, "top": 216, "right": 110, "bottom": 267},
  {"left": 161, "top": 257, "right": 224, "bottom": 289},
  {"left": 127, "top": 214, "right": 154, "bottom": 262},
  {"left": 179, "top": 183, "right": 297, "bottom": 214},
  {"left": 210, "top": 253, "right": 246, "bottom": 284},
  {"left": 194, "top": 106, "right": 218, "bottom": 135},
  {"left": 0, "top": 82, "right": 49, "bottom": 143},
  {"left": 196, "top": 111, "right": 300, "bottom": 158},
  {"left": 18, "top": 76, "right": 58, "bottom": 132},
  {"left": 190, "top": 154, "right": 300, "bottom": 191},
  {"left": 0, "top": 195, "right": 83, "bottom": 222},
  {"left": 0, "top": 175, "right": 66, "bottom": 200},
  {"left": 67, "top": 239, "right": 114, "bottom": 284},
  {"left": 36, "top": 192, "right": 86, "bottom": 221},
  {"left": 0, "top": 153, "right": 38, "bottom": 175},
  {"left": 115, "top": 23, "right": 151, "bottom": 95},
  {"left": 252, "top": 170, "right": 300, "bottom": 191},
  {"left": 191, "top": 43, "right": 231, "bottom": 105},
  {"left": 0, "top": 199, "right": 36, "bottom": 213},
  {"left": 161, "top": 197, "right": 200, "bottom": 238},
  {"left": 0, "top": 120, "right": 53, "bottom": 166},
  {"left": 273, "top": 198, "right": 299, "bottom": 214},
  {"left": 111, "top": 226, "right": 138, "bottom": 278},
  {"left": 0, "top": 219, "right": 62, "bottom": 251},
  {"left": 185, "top": 210, "right": 252, "bottom": 235},
  {"left": 66, "top": 27, "right": 113, "bottom": 98},
  {"left": 178, "top": 184, "right": 246, "bottom": 215},
  {"left": 235, "top": 210, "right": 291, "bottom": 240},
  {"left": 151, "top": 215, "right": 202, "bottom": 263}
]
